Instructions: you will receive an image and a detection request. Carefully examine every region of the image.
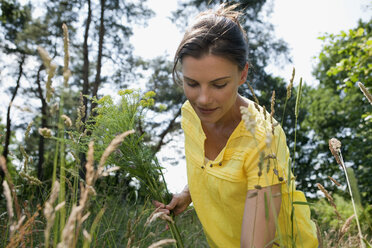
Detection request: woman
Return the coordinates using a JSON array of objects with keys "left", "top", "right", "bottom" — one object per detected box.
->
[{"left": 154, "top": 4, "right": 318, "bottom": 248}]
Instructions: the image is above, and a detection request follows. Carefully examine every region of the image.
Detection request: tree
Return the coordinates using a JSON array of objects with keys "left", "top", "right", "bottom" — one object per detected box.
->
[{"left": 302, "top": 19, "right": 372, "bottom": 203}]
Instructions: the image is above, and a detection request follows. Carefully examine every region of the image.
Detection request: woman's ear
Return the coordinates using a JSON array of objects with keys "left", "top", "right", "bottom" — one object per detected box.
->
[{"left": 239, "top": 63, "right": 249, "bottom": 85}]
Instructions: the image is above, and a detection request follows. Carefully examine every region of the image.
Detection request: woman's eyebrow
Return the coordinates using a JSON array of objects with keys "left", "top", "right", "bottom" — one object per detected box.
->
[{"left": 183, "top": 76, "right": 231, "bottom": 83}]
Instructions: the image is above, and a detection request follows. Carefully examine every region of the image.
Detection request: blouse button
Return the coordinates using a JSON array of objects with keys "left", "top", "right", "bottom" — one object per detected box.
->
[
  {"left": 219, "top": 162, "right": 222, "bottom": 166},
  {"left": 210, "top": 164, "right": 213, "bottom": 167},
  {"left": 201, "top": 166, "right": 204, "bottom": 169}
]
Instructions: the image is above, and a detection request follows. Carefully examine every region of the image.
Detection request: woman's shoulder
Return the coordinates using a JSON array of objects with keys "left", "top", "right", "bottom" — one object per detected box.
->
[{"left": 181, "top": 101, "right": 203, "bottom": 134}]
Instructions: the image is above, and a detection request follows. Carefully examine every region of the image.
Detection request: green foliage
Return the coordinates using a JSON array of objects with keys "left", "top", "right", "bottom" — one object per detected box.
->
[
  {"left": 82, "top": 89, "right": 172, "bottom": 203},
  {"left": 311, "top": 194, "right": 372, "bottom": 239},
  {"left": 304, "top": 19, "right": 372, "bottom": 203},
  {"left": 0, "top": 0, "right": 32, "bottom": 44},
  {"left": 318, "top": 23, "right": 371, "bottom": 90}
]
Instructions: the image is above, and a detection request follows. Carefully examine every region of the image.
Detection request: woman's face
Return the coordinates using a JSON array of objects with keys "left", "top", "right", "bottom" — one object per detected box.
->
[{"left": 182, "top": 54, "right": 248, "bottom": 125}]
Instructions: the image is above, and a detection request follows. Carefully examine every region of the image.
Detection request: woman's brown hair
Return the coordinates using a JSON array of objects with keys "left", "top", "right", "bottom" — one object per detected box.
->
[{"left": 172, "top": 4, "right": 248, "bottom": 84}]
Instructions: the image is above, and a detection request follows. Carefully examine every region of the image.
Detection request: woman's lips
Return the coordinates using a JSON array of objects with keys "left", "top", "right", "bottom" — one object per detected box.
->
[{"left": 197, "top": 107, "right": 218, "bottom": 115}]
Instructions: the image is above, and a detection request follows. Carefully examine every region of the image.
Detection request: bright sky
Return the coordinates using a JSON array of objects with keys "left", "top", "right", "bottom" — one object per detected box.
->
[
  {"left": 131, "top": 0, "right": 371, "bottom": 85},
  {"left": 130, "top": 0, "right": 371, "bottom": 193}
]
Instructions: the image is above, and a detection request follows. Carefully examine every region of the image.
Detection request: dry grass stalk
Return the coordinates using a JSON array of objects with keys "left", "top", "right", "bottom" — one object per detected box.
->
[
  {"left": 97, "top": 130, "right": 135, "bottom": 178},
  {"left": 287, "top": 67, "right": 295, "bottom": 100},
  {"left": 3, "top": 181, "right": 14, "bottom": 222},
  {"left": 58, "top": 204, "right": 84, "bottom": 248},
  {"left": 19, "top": 171, "right": 42, "bottom": 186},
  {"left": 148, "top": 239, "right": 176, "bottom": 248},
  {"left": 37, "top": 46, "right": 52, "bottom": 68},
  {"left": 6, "top": 206, "right": 40, "bottom": 248},
  {"left": 19, "top": 145, "right": 29, "bottom": 171},
  {"left": 240, "top": 105, "right": 256, "bottom": 135},
  {"left": 62, "top": 23, "right": 71, "bottom": 87},
  {"left": 37, "top": 46, "right": 57, "bottom": 102},
  {"left": 58, "top": 131, "right": 133, "bottom": 247},
  {"left": 317, "top": 183, "right": 343, "bottom": 221},
  {"left": 55, "top": 201, "right": 66, "bottom": 211},
  {"left": 358, "top": 82, "right": 372, "bottom": 105},
  {"left": 25, "top": 121, "right": 33, "bottom": 139},
  {"left": 264, "top": 154, "right": 276, "bottom": 160},
  {"left": 76, "top": 92, "right": 86, "bottom": 130},
  {"left": 246, "top": 82, "right": 260, "bottom": 106},
  {"left": 265, "top": 131, "right": 272, "bottom": 148},
  {"left": 328, "top": 138, "right": 365, "bottom": 247},
  {"left": 263, "top": 106, "right": 267, "bottom": 120},
  {"left": 44, "top": 181, "right": 60, "bottom": 247},
  {"left": 81, "top": 212, "right": 91, "bottom": 224},
  {"left": 101, "top": 166, "right": 121, "bottom": 176},
  {"left": 270, "top": 91, "right": 275, "bottom": 135},
  {"left": 83, "top": 229, "right": 92, "bottom": 242},
  {"left": 126, "top": 233, "right": 135, "bottom": 248},
  {"left": 295, "top": 78, "right": 303, "bottom": 118},
  {"left": 338, "top": 214, "right": 355, "bottom": 242},
  {"left": 328, "top": 176, "right": 341, "bottom": 187},
  {"left": 85, "top": 141, "right": 95, "bottom": 186},
  {"left": 1, "top": 156, "right": 21, "bottom": 220},
  {"left": 329, "top": 138, "right": 342, "bottom": 166},
  {"left": 145, "top": 210, "right": 174, "bottom": 227}
]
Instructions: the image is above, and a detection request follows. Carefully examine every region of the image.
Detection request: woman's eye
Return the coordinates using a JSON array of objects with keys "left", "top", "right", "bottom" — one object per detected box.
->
[
  {"left": 214, "top": 83, "right": 227, "bottom": 89},
  {"left": 186, "top": 82, "right": 198, "bottom": 87}
]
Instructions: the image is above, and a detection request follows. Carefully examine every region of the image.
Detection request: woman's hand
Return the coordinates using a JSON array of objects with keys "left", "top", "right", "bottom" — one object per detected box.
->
[{"left": 153, "top": 185, "right": 192, "bottom": 216}]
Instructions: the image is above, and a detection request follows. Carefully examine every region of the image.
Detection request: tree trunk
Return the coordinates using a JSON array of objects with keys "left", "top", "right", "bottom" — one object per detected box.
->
[
  {"left": 81, "top": 0, "right": 91, "bottom": 123},
  {"left": 36, "top": 64, "right": 46, "bottom": 180},
  {"left": 90, "top": 0, "right": 105, "bottom": 115},
  {"left": 2, "top": 55, "right": 25, "bottom": 162},
  {"left": 154, "top": 108, "right": 182, "bottom": 154}
]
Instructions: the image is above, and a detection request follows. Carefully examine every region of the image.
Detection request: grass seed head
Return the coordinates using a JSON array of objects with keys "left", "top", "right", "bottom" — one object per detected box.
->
[
  {"left": 97, "top": 130, "right": 135, "bottom": 177},
  {"left": 240, "top": 105, "right": 256, "bottom": 135},
  {"left": 86, "top": 141, "right": 95, "bottom": 186},
  {"left": 339, "top": 214, "right": 355, "bottom": 241},
  {"left": 358, "top": 82, "right": 372, "bottom": 105},
  {"left": 38, "top": 127, "right": 52, "bottom": 138},
  {"left": 270, "top": 90, "right": 275, "bottom": 117},
  {"left": 328, "top": 176, "right": 341, "bottom": 187},
  {"left": 329, "top": 138, "right": 342, "bottom": 166},
  {"left": 148, "top": 239, "right": 176, "bottom": 248},
  {"left": 61, "top": 114, "right": 72, "bottom": 127},
  {"left": 25, "top": 121, "right": 33, "bottom": 139},
  {"left": 287, "top": 67, "right": 295, "bottom": 100},
  {"left": 246, "top": 82, "right": 260, "bottom": 105},
  {"left": 295, "top": 78, "right": 303, "bottom": 118}
]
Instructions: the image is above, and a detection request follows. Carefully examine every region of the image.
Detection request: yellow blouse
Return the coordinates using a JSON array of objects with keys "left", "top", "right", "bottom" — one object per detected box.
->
[{"left": 181, "top": 100, "right": 318, "bottom": 248}]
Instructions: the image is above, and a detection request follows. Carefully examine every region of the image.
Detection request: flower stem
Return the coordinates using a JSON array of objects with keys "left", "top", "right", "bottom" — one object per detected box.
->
[{"left": 339, "top": 153, "right": 364, "bottom": 248}]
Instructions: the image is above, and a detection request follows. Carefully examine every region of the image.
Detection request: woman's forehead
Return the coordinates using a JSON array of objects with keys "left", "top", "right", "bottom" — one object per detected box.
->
[{"left": 181, "top": 55, "right": 239, "bottom": 80}]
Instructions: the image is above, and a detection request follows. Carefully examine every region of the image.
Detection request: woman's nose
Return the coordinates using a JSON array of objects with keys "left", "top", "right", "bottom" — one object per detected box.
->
[{"left": 197, "top": 87, "right": 211, "bottom": 105}]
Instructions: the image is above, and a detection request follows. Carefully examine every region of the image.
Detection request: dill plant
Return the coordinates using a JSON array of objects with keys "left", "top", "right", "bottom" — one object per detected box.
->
[{"left": 82, "top": 89, "right": 183, "bottom": 247}]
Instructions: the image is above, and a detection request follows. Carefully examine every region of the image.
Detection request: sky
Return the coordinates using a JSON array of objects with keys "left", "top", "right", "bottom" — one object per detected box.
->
[
  {"left": 131, "top": 0, "right": 371, "bottom": 86},
  {"left": 130, "top": 0, "right": 371, "bottom": 193}
]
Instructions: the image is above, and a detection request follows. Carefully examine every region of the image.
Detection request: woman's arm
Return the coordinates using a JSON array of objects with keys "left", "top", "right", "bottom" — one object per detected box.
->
[{"left": 241, "top": 184, "right": 282, "bottom": 248}]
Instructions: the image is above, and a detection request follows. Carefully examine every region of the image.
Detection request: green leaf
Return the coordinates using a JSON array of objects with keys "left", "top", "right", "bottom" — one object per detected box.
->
[
  {"left": 356, "top": 27, "right": 364, "bottom": 37},
  {"left": 363, "top": 238, "right": 372, "bottom": 248},
  {"left": 292, "top": 201, "right": 313, "bottom": 206}
]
